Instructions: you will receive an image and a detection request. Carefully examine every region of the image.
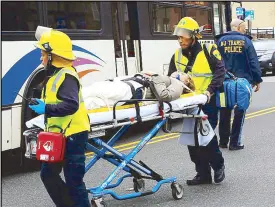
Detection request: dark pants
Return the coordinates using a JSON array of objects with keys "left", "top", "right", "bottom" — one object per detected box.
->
[
  {"left": 40, "top": 131, "right": 90, "bottom": 207},
  {"left": 219, "top": 107, "right": 246, "bottom": 147},
  {"left": 188, "top": 95, "right": 224, "bottom": 178}
]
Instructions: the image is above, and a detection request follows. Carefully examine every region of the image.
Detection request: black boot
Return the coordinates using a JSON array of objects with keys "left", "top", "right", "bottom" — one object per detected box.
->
[
  {"left": 186, "top": 173, "right": 212, "bottom": 186},
  {"left": 229, "top": 145, "right": 244, "bottom": 151},
  {"left": 214, "top": 165, "right": 225, "bottom": 183},
  {"left": 219, "top": 143, "right": 228, "bottom": 148}
]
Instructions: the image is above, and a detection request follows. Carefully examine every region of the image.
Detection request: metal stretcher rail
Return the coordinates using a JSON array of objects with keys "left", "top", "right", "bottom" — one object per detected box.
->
[
  {"left": 91, "top": 110, "right": 204, "bottom": 132},
  {"left": 91, "top": 98, "right": 204, "bottom": 132},
  {"left": 23, "top": 98, "right": 208, "bottom": 206}
]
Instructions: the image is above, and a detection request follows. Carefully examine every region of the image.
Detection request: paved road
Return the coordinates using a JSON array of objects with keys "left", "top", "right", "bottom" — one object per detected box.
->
[{"left": 2, "top": 76, "right": 275, "bottom": 207}]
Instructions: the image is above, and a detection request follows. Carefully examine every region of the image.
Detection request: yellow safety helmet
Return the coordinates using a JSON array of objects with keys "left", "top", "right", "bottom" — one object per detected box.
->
[
  {"left": 173, "top": 17, "right": 202, "bottom": 39},
  {"left": 35, "top": 26, "right": 76, "bottom": 60}
]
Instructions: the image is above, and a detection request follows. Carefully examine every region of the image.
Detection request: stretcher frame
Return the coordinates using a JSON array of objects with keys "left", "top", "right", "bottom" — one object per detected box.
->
[
  {"left": 23, "top": 98, "right": 207, "bottom": 207},
  {"left": 85, "top": 99, "right": 206, "bottom": 206}
]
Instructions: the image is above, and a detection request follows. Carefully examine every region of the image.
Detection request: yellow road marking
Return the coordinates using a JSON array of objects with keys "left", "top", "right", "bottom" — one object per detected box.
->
[
  {"left": 246, "top": 109, "right": 275, "bottom": 119},
  {"left": 85, "top": 133, "right": 178, "bottom": 156},
  {"left": 107, "top": 135, "right": 179, "bottom": 154},
  {"left": 113, "top": 133, "right": 177, "bottom": 150},
  {"left": 85, "top": 106, "right": 275, "bottom": 157},
  {"left": 223, "top": 106, "right": 275, "bottom": 122},
  {"left": 86, "top": 135, "right": 179, "bottom": 158},
  {"left": 246, "top": 106, "right": 275, "bottom": 117}
]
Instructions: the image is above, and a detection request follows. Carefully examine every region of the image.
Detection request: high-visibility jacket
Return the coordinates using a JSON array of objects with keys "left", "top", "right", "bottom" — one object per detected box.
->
[
  {"left": 174, "top": 43, "right": 217, "bottom": 94},
  {"left": 42, "top": 67, "right": 90, "bottom": 137}
]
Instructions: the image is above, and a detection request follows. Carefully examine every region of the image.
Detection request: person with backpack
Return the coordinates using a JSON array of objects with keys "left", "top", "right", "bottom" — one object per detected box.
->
[
  {"left": 215, "top": 19, "right": 262, "bottom": 150},
  {"left": 167, "top": 17, "right": 226, "bottom": 185}
]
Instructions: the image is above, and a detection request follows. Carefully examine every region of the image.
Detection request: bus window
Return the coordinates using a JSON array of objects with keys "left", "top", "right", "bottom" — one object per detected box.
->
[
  {"left": 185, "top": 7, "right": 213, "bottom": 34},
  {"left": 213, "top": 3, "right": 221, "bottom": 35},
  {"left": 184, "top": 2, "right": 210, "bottom": 7},
  {"left": 2, "top": 2, "right": 39, "bottom": 31},
  {"left": 46, "top": 2, "right": 101, "bottom": 30},
  {"left": 221, "top": 4, "right": 227, "bottom": 33},
  {"left": 151, "top": 3, "right": 182, "bottom": 33},
  {"left": 123, "top": 3, "right": 135, "bottom": 57},
  {"left": 111, "top": 3, "right": 122, "bottom": 58}
]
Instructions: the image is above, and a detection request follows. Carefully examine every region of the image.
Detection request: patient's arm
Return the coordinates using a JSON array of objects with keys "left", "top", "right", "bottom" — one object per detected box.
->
[{"left": 151, "top": 76, "right": 184, "bottom": 102}]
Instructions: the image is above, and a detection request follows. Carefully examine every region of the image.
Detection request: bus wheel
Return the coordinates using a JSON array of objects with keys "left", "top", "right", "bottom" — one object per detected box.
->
[
  {"left": 21, "top": 69, "right": 45, "bottom": 172},
  {"left": 22, "top": 154, "right": 41, "bottom": 172}
]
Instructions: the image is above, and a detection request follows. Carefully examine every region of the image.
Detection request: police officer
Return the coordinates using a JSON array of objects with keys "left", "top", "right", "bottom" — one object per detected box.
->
[
  {"left": 168, "top": 17, "right": 225, "bottom": 185},
  {"left": 216, "top": 19, "right": 262, "bottom": 150},
  {"left": 29, "top": 26, "right": 90, "bottom": 207}
]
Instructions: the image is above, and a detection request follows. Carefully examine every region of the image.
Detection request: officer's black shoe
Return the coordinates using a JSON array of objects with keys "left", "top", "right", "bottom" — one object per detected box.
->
[
  {"left": 186, "top": 173, "right": 212, "bottom": 186},
  {"left": 219, "top": 144, "right": 228, "bottom": 148},
  {"left": 214, "top": 165, "right": 225, "bottom": 183},
  {"left": 229, "top": 145, "right": 244, "bottom": 151}
]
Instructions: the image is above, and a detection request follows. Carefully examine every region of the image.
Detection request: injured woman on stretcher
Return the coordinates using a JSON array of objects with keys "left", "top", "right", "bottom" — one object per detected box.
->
[
  {"left": 82, "top": 71, "right": 196, "bottom": 110},
  {"left": 26, "top": 71, "right": 215, "bottom": 146}
]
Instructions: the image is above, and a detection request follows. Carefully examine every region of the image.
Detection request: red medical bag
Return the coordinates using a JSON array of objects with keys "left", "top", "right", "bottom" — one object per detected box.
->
[{"left": 36, "top": 126, "right": 66, "bottom": 163}]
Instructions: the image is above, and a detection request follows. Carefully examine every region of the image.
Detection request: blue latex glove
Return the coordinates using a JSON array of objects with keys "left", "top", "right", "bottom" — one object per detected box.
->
[{"left": 29, "top": 99, "right": 45, "bottom": 114}]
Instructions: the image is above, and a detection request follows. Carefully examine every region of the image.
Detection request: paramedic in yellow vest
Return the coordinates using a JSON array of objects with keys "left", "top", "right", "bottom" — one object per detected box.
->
[
  {"left": 28, "top": 26, "right": 90, "bottom": 207},
  {"left": 167, "top": 17, "right": 226, "bottom": 185}
]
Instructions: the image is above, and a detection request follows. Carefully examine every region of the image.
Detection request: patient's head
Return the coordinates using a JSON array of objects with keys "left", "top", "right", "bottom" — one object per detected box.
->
[{"left": 171, "top": 71, "right": 195, "bottom": 93}]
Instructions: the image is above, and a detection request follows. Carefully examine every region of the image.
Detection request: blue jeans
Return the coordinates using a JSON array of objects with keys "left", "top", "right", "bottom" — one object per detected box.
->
[
  {"left": 40, "top": 131, "right": 90, "bottom": 207},
  {"left": 219, "top": 107, "right": 246, "bottom": 146},
  {"left": 188, "top": 95, "right": 224, "bottom": 178}
]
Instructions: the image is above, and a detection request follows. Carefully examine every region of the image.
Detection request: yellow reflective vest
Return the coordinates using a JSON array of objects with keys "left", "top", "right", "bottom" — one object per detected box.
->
[
  {"left": 41, "top": 67, "right": 90, "bottom": 137},
  {"left": 174, "top": 43, "right": 217, "bottom": 94}
]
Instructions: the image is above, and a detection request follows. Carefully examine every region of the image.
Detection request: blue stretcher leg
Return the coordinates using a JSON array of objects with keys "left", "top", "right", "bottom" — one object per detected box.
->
[
  {"left": 101, "top": 177, "right": 177, "bottom": 200},
  {"left": 89, "top": 173, "right": 132, "bottom": 191},
  {"left": 91, "top": 138, "right": 152, "bottom": 175},
  {"left": 90, "top": 119, "right": 169, "bottom": 198},
  {"left": 85, "top": 125, "right": 130, "bottom": 173}
]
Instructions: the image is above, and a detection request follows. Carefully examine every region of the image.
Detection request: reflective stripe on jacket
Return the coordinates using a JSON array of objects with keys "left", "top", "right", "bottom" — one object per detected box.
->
[
  {"left": 174, "top": 43, "right": 214, "bottom": 94},
  {"left": 42, "top": 67, "right": 90, "bottom": 136}
]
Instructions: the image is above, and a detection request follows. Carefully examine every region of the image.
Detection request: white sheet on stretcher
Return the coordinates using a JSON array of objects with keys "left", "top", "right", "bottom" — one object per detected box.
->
[
  {"left": 25, "top": 94, "right": 215, "bottom": 146},
  {"left": 26, "top": 94, "right": 207, "bottom": 128},
  {"left": 82, "top": 79, "right": 143, "bottom": 109}
]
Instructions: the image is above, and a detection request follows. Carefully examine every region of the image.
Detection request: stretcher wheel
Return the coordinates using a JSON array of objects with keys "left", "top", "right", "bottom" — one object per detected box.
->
[
  {"left": 133, "top": 178, "right": 145, "bottom": 192},
  {"left": 162, "top": 119, "right": 172, "bottom": 133},
  {"left": 91, "top": 198, "right": 107, "bottom": 207},
  {"left": 171, "top": 182, "right": 184, "bottom": 200}
]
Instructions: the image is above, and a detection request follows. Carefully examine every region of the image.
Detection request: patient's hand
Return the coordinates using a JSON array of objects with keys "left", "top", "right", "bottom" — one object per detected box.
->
[
  {"left": 186, "top": 76, "right": 195, "bottom": 91},
  {"left": 140, "top": 71, "right": 155, "bottom": 77},
  {"left": 182, "top": 75, "right": 195, "bottom": 94},
  {"left": 203, "top": 90, "right": 211, "bottom": 103},
  {"left": 171, "top": 71, "right": 195, "bottom": 93}
]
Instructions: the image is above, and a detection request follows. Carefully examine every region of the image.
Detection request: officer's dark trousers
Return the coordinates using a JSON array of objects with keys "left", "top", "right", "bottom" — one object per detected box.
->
[
  {"left": 40, "top": 131, "right": 90, "bottom": 207},
  {"left": 188, "top": 95, "right": 224, "bottom": 178},
  {"left": 219, "top": 107, "right": 246, "bottom": 147}
]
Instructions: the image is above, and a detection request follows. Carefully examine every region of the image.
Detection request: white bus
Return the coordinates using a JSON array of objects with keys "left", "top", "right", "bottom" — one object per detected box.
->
[{"left": 1, "top": 1, "right": 235, "bottom": 171}]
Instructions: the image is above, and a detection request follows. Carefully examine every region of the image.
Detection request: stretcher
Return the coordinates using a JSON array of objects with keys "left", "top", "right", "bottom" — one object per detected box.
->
[{"left": 23, "top": 93, "right": 211, "bottom": 206}]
